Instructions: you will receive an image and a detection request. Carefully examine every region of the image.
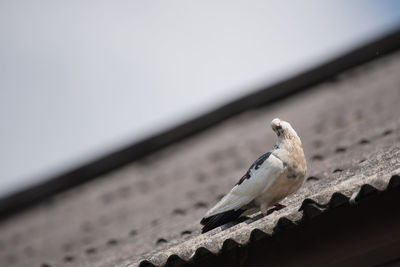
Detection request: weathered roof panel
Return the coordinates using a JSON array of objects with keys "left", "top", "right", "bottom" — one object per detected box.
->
[
  {"left": 0, "top": 37, "right": 400, "bottom": 267},
  {"left": 135, "top": 157, "right": 400, "bottom": 266},
  {"left": 137, "top": 174, "right": 400, "bottom": 267}
]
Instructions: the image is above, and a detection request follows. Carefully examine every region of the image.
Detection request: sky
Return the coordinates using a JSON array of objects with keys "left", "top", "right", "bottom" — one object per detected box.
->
[{"left": 1, "top": 1, "right": 400, "bottom": 197}]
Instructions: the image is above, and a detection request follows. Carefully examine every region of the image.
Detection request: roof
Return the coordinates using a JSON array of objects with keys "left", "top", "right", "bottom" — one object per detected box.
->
[
  {"left": 1, "top": 27, "right": 400, "bottom": 219},
  {"left": 133, "top": 50, "right": 400, "bottom": 266},
  {"left": 0, "top": 36, "right": 400, "bottom": 267}
]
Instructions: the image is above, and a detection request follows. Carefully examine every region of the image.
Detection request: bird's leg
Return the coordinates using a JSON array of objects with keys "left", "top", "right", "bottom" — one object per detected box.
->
[{"left": 261, "top": 204, "right": 270, "bottom": 217}]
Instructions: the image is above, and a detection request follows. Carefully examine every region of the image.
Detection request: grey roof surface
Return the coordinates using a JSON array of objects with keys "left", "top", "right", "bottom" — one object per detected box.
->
[{"left": 0, "top": 51, "right": 400, "bottom": 267}]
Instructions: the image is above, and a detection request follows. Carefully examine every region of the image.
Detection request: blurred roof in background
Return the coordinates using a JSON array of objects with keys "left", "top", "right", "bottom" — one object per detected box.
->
[
  {"left": 0, "top": 25, "right": 399, "bottom": 267},
  {"left": 1, "top": 1, "right": 400, "bottom": 197}
]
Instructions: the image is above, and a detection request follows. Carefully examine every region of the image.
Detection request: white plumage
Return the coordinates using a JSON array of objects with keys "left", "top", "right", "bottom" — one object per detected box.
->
[{"left": 201, "top": 118, "right": 306, "bottom": 233}]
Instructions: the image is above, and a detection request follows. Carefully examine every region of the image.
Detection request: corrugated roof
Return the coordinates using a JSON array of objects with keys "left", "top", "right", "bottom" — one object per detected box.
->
[
  {"left": 138, "top": 173, "right": 400, "bottom": 267},
  {"left": 0, "top": 38, "right": 400, "bottom": 267},
  {"left": 135, "top": 49, "right": 400, "bottom": 266},
  {"left": 136, "top": 168, "right": 400, "bottom": 266}
]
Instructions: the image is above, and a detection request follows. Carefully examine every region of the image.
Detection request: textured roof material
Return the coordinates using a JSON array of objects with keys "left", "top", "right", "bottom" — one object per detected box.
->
[
  {"left": 0, "top": 44, "right": 400, "bottom": 267},
  {"left": 137, "top": 163, "right": 400, "bottom": 266},
  {"left": 2, "top": 27, "right": 400, "bottom": 220}
]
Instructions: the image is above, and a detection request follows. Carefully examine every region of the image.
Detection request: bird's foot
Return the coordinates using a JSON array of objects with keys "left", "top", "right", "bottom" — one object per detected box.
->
[
  {"left": 274, "top": 203, "right": 286, "bottom": 210},
  {"left": 264, "top": 203, "right": 286, "bottom": 216}
]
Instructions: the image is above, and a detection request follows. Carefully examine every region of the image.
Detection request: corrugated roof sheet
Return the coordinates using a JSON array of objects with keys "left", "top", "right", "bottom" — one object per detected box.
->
[
  {"left": 136, "top": 168, "right": 400, "bottom": 266},
  {"left": 0, "top": 45, "right": 400, "bottom": 267},
  {"left": 138, "top": 174, "right": 400, "bottom": 267}
]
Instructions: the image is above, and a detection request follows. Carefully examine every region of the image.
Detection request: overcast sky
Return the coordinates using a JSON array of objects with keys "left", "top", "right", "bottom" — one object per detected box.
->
[{"left": 1, "top": 1, "right": 400, "bottom": 197}]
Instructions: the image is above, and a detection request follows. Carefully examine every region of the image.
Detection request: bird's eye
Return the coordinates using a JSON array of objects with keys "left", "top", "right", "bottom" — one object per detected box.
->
[{"left": 277, "top": 128, "right": 284, "bottom": 137}]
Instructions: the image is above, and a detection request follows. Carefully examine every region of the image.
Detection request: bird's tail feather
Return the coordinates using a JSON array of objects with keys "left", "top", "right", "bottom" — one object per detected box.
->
[{"left": 201, "top": 209, "right": 245, "bottom": 233}]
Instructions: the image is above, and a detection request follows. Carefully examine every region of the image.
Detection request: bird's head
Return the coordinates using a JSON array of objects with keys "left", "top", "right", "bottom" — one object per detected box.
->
[{"left": 271, "top": 118, "right": 301, "bottom": 145}]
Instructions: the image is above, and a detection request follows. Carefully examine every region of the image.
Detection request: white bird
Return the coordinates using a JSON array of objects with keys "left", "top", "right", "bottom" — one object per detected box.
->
[{"left": 201, "top": 118, "right": 306, "bottom": 233}]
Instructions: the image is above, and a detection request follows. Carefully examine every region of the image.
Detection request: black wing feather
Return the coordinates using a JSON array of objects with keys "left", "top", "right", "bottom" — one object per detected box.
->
[
  {"left": 200, "top": 209, "right": 245, "bottom": 233},
  {"left": 236, "top": 151, "right": 271, "bottom": 185},
  {"left": 200, "top": 152, "right": 272, "bottom": 233}
]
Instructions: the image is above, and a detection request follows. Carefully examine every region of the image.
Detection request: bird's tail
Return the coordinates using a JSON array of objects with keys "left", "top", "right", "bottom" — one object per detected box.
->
[{"left": 200, "top": 209, "right": 245, "bottom": 233}]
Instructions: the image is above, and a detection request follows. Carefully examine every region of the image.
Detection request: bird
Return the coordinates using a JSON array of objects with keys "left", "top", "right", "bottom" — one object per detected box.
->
[{"left": 200, "top": 118, "right": 306, "bottom": 233}]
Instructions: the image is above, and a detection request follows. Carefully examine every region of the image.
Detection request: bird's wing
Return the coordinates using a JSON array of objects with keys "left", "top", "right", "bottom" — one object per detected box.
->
[{"left": 204, "top": 152, "right": 284, "bottom": 218}]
